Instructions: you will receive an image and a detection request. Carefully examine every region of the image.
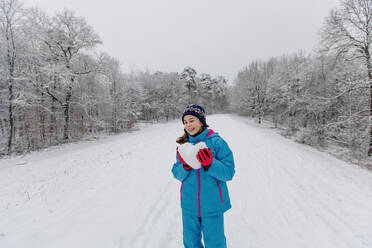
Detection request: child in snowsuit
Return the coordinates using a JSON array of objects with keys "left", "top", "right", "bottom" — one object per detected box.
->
[{"left": 172, "top": 104, "right": 235, "bottom": 248}]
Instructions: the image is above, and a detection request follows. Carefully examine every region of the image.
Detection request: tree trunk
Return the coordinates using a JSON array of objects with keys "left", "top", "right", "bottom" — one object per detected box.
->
[
  {"left": 5, "top": 22, "right": 16, "bottom": 154},
  {"left": 63, "top": 85, "right": 72, "bottom": 141},
  {"left": 7, "top": 77, "right": 14, "bottom": 154},
  {"left": 48, "top": 74, "right": 57, "bottom": 144},
  {"left": 366, "top": 47, "right": 372, "bottom": 156},
  {"left": 188, "top": 86, "right": 192, "bottom": 104},
  {"left": 112, "top": 102, "right": 117, "bottom": 133},
  {"left": 63, "top": 101, "right": 70, "bottom": 141},
  {"left": 39, "top": 91, "right": 46, "bottom": 144}
]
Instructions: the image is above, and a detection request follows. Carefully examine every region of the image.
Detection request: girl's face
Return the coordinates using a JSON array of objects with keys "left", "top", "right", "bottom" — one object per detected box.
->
[{"left": 183, "top": 115, "right": 203, "bottom": 136}]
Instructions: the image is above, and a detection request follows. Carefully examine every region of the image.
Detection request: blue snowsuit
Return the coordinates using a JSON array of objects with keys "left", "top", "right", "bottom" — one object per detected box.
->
[{"left": 172, "top": 128, "right": 235, "bottom": 248}]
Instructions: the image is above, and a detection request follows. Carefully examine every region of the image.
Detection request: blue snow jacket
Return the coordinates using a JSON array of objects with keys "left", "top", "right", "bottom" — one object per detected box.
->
[{"left": 172, "top": 128, "right": 235, "bottom": 217}]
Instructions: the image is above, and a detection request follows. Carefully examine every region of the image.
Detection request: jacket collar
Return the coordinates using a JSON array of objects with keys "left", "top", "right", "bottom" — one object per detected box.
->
[{"left": 188, "top": 128, "right": 209, "bottom": 144}]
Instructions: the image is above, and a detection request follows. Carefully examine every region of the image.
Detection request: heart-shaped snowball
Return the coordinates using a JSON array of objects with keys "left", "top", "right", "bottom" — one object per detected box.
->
[{"left": 177, "top": 142, "right": 208, "bottom": 169}]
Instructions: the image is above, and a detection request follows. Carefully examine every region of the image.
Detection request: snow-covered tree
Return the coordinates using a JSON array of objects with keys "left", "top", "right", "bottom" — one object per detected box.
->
[
  {"left": 180, "top": 66, "right": 197, "bottom": 103},
  {"left": 232, "top": 61, "right": 272, "bottom": 123},
  {"left": 320, "top": 0, "right": 372, "bottom": 155},
  {"left": 41, "top": 9, "right": 101, "bottom": 141},
  {"left": 0, "top": 0, "right": 25, "bottom": 153}
]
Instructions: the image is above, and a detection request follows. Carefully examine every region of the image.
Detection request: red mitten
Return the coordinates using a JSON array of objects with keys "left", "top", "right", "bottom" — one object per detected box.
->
[
  {"left": 177, "top": 147, "right": 191, "bottom": 171},
  {"left": 196, "top": 148, "right": 213, "bottom": 171}
]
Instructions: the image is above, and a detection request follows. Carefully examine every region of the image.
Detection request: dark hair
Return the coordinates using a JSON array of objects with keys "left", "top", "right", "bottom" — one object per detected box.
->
[{"left": 176, "top": 131, "right": 188, "bottom": 144}]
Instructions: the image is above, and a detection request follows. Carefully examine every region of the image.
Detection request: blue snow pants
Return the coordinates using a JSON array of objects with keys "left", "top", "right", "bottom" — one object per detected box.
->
[{"left": 182, "top": 210, "right": 226, "bottom": 248}]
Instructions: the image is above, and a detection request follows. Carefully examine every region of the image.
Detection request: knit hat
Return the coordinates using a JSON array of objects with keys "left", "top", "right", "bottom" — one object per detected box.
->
[{"left": 182, "top": 104, "right": 208, "bottom": 127}]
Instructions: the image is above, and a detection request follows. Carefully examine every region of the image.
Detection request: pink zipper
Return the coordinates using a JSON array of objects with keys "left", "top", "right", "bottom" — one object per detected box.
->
[
  {"left": 196, "top": 139, "right": 201, "bottom": 217},
  {"left": 217, "top": 182, "right": 223, "bottom": 203},
  {"left": 198, "top": 169, "right": 201, "bottom": 217}
]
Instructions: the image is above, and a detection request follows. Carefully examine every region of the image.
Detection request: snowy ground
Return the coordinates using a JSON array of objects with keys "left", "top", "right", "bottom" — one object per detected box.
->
[{"left": 1, "top": 114, "right": 372, "bottom": 248}]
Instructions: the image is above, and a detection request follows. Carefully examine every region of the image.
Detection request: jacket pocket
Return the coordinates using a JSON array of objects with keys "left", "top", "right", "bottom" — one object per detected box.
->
[{"left": 216, "top": 181, "right": 223, "bottom": 203}]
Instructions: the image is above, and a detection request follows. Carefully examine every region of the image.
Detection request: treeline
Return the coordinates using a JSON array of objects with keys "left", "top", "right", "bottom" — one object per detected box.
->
[
  {"left": 230, "top": 0, "right": 371, "bottom": 164},
  {"left": 2, "top": 0, "right": 371, "bottom": 167},
  {"left": 0, "top": 0, "right": 228, "bottom": 155}
]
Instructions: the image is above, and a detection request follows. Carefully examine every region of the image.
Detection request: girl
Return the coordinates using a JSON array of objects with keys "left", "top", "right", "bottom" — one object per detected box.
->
[{"left": 172, "top": 104, "right": 235, "bottom": 248}]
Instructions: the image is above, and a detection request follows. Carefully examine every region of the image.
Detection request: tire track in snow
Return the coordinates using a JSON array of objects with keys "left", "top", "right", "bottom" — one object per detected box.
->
[{"left": 125, "top": 180, "right": 174, "bottom": 247}]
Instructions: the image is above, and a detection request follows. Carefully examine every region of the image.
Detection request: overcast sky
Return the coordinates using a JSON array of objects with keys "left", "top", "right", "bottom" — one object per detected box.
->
[{"left": 25, "top": 0, "right": 340, "bottom": 81}]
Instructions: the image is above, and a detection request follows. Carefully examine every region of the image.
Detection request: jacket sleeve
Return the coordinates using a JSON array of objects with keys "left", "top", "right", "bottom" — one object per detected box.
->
[
  {"left": 171, "top": 153, "right": 191, "bottom": 182},
  {"left": 206, "top": 138, "right": 235, "bottom": 182}
]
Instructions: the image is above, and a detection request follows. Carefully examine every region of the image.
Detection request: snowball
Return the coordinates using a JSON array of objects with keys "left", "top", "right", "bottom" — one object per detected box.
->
[{"left": 177, "top": 142, "right": 208, "bottom": 169}]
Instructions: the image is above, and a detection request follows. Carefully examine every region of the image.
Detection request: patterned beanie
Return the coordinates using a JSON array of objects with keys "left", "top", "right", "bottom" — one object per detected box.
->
[{"left": 182, "top": 104, "right": 208, "bottom": 127}]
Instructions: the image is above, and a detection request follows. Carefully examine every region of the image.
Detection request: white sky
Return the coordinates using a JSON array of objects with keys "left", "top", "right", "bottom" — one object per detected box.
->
[{"left": 24, "top": 0, "right": 340, "bottom": 81}]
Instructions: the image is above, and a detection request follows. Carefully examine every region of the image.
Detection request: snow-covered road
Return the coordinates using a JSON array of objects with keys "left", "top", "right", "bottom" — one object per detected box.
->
[{"left": 1, "top": 114, "right": 372, "bottom": 248}]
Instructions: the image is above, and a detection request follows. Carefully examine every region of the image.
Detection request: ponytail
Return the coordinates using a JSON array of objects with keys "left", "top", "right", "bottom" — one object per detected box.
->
[{"left": 176, "top": 131, "right": 188, "bottom": 144}]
